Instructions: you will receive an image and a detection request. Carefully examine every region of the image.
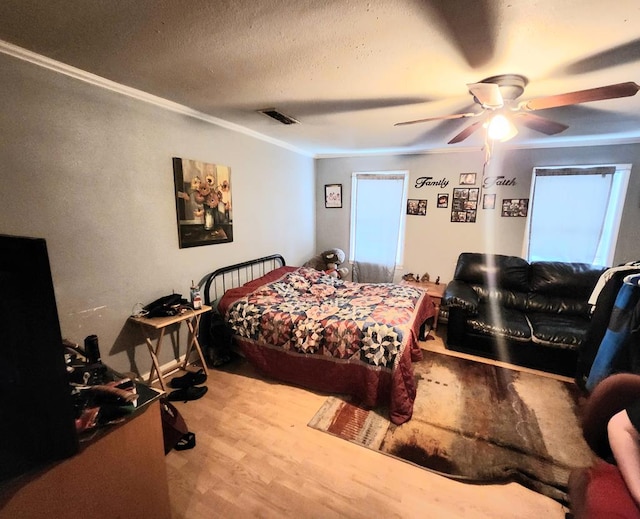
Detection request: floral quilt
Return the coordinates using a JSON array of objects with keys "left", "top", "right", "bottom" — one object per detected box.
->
[{"left": 225, "top": 267, "right": 426, "bottom": 369}]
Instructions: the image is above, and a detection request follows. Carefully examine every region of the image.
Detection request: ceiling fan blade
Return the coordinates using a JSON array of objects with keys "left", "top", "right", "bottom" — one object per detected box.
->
[
  {"left": 564, "top": 38, "right": 640, "bottom": 75},
  {"left": 424, "top": 0, "right": 498, "bottom": 68},
  {"left": 467, "top": 82, "right": 503, "bottom": 109},
  {"left": 514, "top": 113, "right": 569, "bottom": 135},
  {"left": 522, "top": 82, "right": 640, "bottom": 111},
  {"left": 448, "top": 121, "right": 483, "bottom": 144},
  {"left": 394, "top": 112, "right": 480, "bottom": 127}
]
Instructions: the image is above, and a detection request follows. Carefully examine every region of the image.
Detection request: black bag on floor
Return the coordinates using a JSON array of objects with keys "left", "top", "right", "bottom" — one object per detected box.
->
[
  {"left": 204, "top": 311, "right": 234, "bottom": 367},
  {"left": 160, "top": 397, "right": 190, "bottom": 454}
]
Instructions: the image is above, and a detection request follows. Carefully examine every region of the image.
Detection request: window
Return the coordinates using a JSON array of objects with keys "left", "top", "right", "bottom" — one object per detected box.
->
[
  {"left": 525, "top": 164, "right": 631, "bottom": 266},
  {"left": 349, "top": 171, "right": 408, "bottom": 282}
]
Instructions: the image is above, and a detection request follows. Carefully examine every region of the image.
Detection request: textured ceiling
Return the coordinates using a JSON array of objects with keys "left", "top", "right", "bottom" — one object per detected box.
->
[{"left": 1, "top": 0, "right": 639, "bottom": 157}]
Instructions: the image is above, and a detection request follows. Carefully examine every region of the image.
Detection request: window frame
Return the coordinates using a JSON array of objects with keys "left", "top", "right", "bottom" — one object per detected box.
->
[
  {"left": 523, "top": 163, "right": 631, "bottom": 266},
  {"left": 349, "top": 170, "right": 409, "bottom": 269}
]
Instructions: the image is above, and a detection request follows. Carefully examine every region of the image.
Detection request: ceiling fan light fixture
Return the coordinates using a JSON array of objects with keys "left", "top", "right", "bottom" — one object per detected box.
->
[
  {"left": 487, "top": 113, "right": 517, "bottom": 141},
  {"left": 395, "top": 74, "right": 636, "bottom": 146}
]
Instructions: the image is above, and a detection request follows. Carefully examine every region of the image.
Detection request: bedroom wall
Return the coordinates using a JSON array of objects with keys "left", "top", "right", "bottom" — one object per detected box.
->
[
  {"left": 315, "top": 142, "right": 640, "bottom": 283},
  {"left": 0, "top": 52, "right": 315, "bottom": 375}
]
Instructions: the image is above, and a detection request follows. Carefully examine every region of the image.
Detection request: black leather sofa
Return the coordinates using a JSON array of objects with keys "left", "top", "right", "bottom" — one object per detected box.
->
[{"left": 443, "top": 253, "right": 606, "bottom": 377}]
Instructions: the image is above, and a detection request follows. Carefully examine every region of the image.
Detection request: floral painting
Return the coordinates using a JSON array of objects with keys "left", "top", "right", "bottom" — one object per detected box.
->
[{"left": 173, "top": 157, "right": 233, "bottom": 248}]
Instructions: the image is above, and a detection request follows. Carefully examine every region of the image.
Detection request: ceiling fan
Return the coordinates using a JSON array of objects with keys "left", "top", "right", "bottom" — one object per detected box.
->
[{"left": 394, "top": 74, "right": 640, "bottom": 144}]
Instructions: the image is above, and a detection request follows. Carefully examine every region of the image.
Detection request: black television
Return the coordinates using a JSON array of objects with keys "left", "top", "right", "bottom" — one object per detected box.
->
[{"left": 0, "top": 234, "right": 78, "bottom": 483}]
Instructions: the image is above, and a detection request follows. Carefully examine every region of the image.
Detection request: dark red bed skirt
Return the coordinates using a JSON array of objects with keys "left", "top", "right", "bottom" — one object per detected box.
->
[{"left": 234, "top": 315, "right": 426, "bottom": 425}]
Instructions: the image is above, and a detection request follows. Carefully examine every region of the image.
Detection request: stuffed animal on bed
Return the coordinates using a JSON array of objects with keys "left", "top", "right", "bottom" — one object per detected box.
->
[{"left": 303, "top": 248, "right": 349, "bottom": 279}]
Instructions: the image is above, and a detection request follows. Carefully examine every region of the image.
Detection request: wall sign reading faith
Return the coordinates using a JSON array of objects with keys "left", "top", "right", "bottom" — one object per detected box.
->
[
  {"left": 415, "top": 177, "right": 449, "bottom": 188},
  {"left": 483, "top": 176, "right": 517, "bottom": 188}
]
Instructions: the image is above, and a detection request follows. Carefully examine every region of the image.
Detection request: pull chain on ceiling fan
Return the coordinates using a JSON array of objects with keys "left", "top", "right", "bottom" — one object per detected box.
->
[{"left": 395, "top": 74, "right": 640, "bottom": 144}]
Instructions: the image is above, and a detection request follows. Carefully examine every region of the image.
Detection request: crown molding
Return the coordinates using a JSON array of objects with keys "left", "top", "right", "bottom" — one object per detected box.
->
[
  {"left": 0, "top": 39, "right": 313, "bottom": 158},
  {"left": 314, "top": 145, "right": 485, "bottom": 159},
  {"left": 315, "top": 135, "right": 640, "bottom": 159},
  {"left": 2, "top": 39, "right": 638, "bottom": 161}
]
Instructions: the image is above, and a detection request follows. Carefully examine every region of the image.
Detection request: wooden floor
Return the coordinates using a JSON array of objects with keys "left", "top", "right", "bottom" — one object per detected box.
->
[{"left": 164, "top": 328, "right": 572, "bottom": 518}]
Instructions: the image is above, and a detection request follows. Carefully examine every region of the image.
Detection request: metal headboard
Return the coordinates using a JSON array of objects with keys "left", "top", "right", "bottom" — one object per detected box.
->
[{"left": 202, "top": 254, "right": 286, "bottom": 308}]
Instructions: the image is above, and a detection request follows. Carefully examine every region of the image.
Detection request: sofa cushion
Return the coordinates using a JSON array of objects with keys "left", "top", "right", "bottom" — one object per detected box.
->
[
  {"left": 527, "top": 312, "right": 592, "bottom": 349},
  {"left": 454, "top": 253, "right": 529, "bottom": 292},
  {"left": 473, "top": 285, "right": 528, "bottom": 311},
  {"left": 527, "top": 292, "right": 592, "bottom": 316},
  {"left": 529, "top": 261, "right": 604, "bottom": 298},
  {"left": 466, "top": 304, "right": 531, "bottom": 341}
]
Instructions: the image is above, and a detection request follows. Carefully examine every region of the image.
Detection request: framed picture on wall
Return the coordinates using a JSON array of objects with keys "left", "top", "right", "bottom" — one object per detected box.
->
[
  {"left": 407, "top": 199, "right": 427, "bottom": 215},
  {"left": 450, "top": 187, "right": 478, "bottom": 222},
  {"left": 459, "top": 172, "right": 477, "bottom": 185},
  {"left": 501, "top": 198, "right": 529, "bottom": 217},
  {"left": 172, "top": 157, "right": 233, "bottom": 248},
  {"left": 437, "top": 193, "right": 449, "bottom": 208},
  {"left": 453, "top": 187, "right": 469, "bottom": 199},
  {"left": 483, "top": 193, "right": 496, "bottom": 209},
  {"left": 325, "top": 184, "right": 342, "bottom": 208}
]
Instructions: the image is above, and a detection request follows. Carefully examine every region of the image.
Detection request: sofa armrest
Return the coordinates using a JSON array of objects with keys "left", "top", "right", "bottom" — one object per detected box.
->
[
  {"left": 443, "top": 280, "right": 479, "bottom": 314},
  {"left": 569, "top": 461, "right": 638, "bottom": 519},
  {"left": 582, "top": 373, "right": 640, "bottom": 460}
]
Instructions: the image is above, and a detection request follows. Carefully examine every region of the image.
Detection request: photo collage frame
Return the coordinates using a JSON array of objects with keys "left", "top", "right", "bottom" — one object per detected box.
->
[{"left": 450, "top": 187, "right": 478, "bottom": 223}]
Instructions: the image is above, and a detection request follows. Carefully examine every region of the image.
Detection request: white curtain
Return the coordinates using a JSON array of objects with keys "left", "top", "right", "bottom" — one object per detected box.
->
[
  {"left": 527, "top": 166, "right": 627, "bottom": 266},
  {"left": 351, "top": 174, "right": 405, "bottom": 283},
  {"left": 352, "top": 261, "right": 395, "bottom": 284}
]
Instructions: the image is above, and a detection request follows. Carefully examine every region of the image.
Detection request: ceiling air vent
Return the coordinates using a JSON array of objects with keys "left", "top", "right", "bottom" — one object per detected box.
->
[{"left": 258, "top": 108, "right": 299, "bottom": 125}]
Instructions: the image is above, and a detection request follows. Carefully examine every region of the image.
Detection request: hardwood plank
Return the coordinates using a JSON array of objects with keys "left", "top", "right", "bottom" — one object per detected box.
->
[{"left": 165, "top": 330, "right": 571, "bottom": 518}]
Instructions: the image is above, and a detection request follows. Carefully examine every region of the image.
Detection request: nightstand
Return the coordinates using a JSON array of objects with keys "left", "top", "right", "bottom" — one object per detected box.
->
[{"left": 400, "top": 280, "right": 447, "bottom": 331}]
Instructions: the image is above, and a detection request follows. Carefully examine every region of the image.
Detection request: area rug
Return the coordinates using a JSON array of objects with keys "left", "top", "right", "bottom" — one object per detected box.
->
[{"left": 308, "top": 351, "right": 595, "bottom": 504}]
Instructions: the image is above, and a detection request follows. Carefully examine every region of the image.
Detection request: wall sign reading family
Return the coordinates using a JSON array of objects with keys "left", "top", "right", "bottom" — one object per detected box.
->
[
  {"left": 415, "top": 176, "right": 449, "bottom": 188},
  {"left": 173, "top": 157, "right": 233, "bottom": 248},
  {"left": 324, "top": 184, "right": 342, "bottom": 208}
]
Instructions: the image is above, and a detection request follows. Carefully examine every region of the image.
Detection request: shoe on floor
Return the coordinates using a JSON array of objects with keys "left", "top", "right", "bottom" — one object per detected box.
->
[
  {"left": 169, "top": 368, "right": 207, "bottom": 389},
  {"left": 174, "top": 432, "right": 196, "bottom": 451},
  {"left": 167, "top": 385, "right": 208, "bottom": 402}
]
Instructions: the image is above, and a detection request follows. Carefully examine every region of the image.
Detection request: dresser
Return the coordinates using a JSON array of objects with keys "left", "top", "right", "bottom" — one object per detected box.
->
[{"left": 0, "top": 384, "right": 170, "bottom": 519}]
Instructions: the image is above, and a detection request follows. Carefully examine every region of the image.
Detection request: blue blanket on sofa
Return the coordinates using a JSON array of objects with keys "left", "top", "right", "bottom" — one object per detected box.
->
[{"left": 586, "top": 274, "right": 640, "bottom": 391}]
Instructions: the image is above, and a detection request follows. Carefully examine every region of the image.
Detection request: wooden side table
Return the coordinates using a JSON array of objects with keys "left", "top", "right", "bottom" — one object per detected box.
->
[
  {"left": 400, "top": 280, "right": 447, "bottom": 332},
  {"left": 129, "top": 305, "right": 211, "bottom": 391}
]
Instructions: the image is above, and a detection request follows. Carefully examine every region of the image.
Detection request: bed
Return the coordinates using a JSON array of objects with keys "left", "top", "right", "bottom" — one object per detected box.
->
[{"left": 202, "top": 254, "right": 435, "bottom": 424}]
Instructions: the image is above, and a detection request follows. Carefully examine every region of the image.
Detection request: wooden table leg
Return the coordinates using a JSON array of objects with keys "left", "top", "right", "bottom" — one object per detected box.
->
[
  {"left": 432, "top": 300, "right": 441, "bottom": 331},
  {"left": 140, "top": 325, "right": 168, "bottom": 392},
  {"left": 183, "top": 314, "right": 209, "bottom": 375}
]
